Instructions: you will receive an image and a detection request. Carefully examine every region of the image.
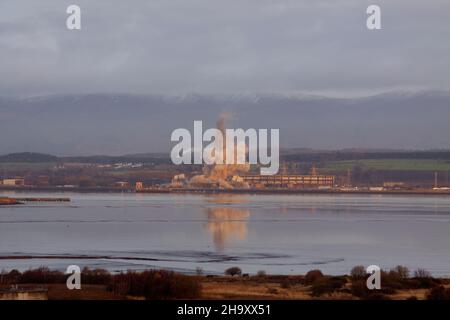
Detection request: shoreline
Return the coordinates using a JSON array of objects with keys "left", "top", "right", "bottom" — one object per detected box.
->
[
  {"left": 1, "top": 186, "right": 450, "bottom": 196},
  {"left": 0, "top": 196, "right": 70, "bottom": 205},
  {"left": 1, "top": 254, "right": 449, "bottom": 279}
]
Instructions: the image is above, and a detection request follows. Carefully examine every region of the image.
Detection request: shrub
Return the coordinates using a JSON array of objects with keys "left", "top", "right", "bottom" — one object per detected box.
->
[
  {"left": 257, "top": 270, "right": 267, "bottom": 277},
  {"left": 195, "top": 267, "right": 203, "bottom": 276},
  {"left": 417, "top": 278, "right": 439, "bottom": 289},
  {"left": 351, "top": 279, "right": 393, "bottom": 299},
  {"left": 224, "top": 267, "right": 242, "bottom": 277},
  {"left": 427, "top": 286, "right": 450, "bottom": 300},
  {"left": 19, "top": 267, "right": 65, "bottom": 284},
  {"left": 310, "top": 277, "right": 346, "bottom": 297},
  {"left": 351, "top": 280, "right": 369, "bottom": 298},
  {"left": 392, "top": 265, "right": 410, "bottom": 279},
  {"left": 382, "top": 270, "right": 404, "bottom": 290},
  {"left": 110, "top": 270, "right": 201, "bottom": 299},
  {"left": 82, "top": 267, "right": 111, "bottom": 285},
  {"left": 304, "top": 270, "right": 324, "bottom": 285},
  {"left": 414, "top": 268, "right": 431, "bottom": 279},
  {"left": 412, "top": 268, "right": 437, "bottom": 289},
  {"left": 350, "top": 265, "right": 367, "bottom": 281},
  {"left": 8, "top": 269, "right": 21, "bottom": 278},
  {"left": 280, "top": 280, "right": 291, "bottom": 289},
  {"left": 330, "top": 275, "right": 347, "bottom": 285},
  {"left": 6, "top": 269, "right": 22, "bottom": 284}
]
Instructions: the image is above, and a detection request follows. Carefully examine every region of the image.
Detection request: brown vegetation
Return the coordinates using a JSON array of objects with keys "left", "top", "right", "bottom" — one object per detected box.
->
[
  {"left": 1, "top": 266, "right": 449, "bottom": 300},
  {"left": 1, "top": 267, "right": 200, "bottom": 300},
  {"left": 304, "top": 269, "right": 324, "bottom": 285},
  {"left": 427, "top": 286, "right": 450, "bottom": 300},
  {"left": 109, "top": 270, "right": 200, "bottom": 299},
  {"left": 224, "top": 267, "right": 242, "bottom": 277},
  {"left": 0, "top": 197, "right": 22, "bottom": 205}
]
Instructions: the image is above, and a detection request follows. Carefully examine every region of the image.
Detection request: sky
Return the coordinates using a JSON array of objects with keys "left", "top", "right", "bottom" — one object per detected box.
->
[{"left": 0, "top": 0, "right": 449, "bottom": 97}]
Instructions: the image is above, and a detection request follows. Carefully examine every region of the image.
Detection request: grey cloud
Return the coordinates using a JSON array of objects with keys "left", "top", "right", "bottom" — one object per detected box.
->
[{"left": 0, "top": 0, "right": 449, "bottom": 97}]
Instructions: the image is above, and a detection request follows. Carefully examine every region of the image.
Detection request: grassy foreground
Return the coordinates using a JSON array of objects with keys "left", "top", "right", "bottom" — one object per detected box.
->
[{"left": 1, "top": 266, "right": 450, "bottom": 300}]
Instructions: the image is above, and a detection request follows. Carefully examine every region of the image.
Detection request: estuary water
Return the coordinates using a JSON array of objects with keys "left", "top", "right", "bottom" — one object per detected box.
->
[{"left": 1, "top": 192, "right": 450, "bottom": 276}]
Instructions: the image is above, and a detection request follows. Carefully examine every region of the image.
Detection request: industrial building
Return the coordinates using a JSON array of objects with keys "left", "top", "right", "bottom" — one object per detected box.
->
[
  {"left": 240, "top": 174, "right": 335, "bottom": 189},
  {"left": 1, "top": 178, "right": 25, "bottom": 186}
]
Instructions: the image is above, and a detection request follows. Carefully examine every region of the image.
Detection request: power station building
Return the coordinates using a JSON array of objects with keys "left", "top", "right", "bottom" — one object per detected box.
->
[
  {"left": 1, "top": 178, "right": 25, "bottom": 186},
  {"left": 240, "top": 174, "right": 335, "bottom": 189}
]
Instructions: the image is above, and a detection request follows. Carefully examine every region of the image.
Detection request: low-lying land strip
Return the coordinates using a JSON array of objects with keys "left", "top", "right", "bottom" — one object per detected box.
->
[
  {"left": 0, "top": 197, "right": 22, "bottom": 205},
  {"left": 1, "top": 266, "right": 449, "bottom": 300},
  {"left": 0, "top": 197, "right": 70, "bottom": 205}
]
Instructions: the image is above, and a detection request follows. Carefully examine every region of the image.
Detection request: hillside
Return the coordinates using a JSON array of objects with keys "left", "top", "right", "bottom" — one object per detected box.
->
[
  {"left": 0, "top": 152, "right": 58, "bottom": 163},
  {"left": 1, "top": 91, "right": 450, "bottom": 155}
]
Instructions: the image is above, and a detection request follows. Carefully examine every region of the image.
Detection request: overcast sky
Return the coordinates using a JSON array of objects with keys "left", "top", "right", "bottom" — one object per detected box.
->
[{"left": 0, "top": 0, "right": 449, "bottom": 97}]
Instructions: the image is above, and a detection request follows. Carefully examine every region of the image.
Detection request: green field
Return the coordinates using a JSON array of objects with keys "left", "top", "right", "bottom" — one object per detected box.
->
[{"left": 323, "top": 159, "right": 450, "bottom": 173}]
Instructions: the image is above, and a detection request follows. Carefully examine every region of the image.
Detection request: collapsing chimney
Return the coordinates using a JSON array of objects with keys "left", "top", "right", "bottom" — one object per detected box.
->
[{"left": 187, "top": 113, "right": 250, "bottom": 189}]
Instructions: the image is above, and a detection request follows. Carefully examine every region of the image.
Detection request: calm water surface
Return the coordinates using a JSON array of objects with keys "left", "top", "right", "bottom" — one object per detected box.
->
[{"left": 1, "top": 192, "right": 449, "bottom": 276}]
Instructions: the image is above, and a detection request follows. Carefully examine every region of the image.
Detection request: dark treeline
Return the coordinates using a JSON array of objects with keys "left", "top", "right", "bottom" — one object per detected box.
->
[
  {"left": 345, "top": 169, "right": 447, "bottom": 186},
  {"left": 0, "top": 152, "right": 58, "bottom": 163},
  {"left": 60, "top": 155, "right": 171, "bottom": 165},
  {"left": 0, "top": 152, "right": 171, "bottom": 164},
  {"left": 0, "top": 267, "right": 200, "bottom": 299},
  {"left": 282, "top": 150, "right": 450, "bottom": 162},
  {"left": 3, "top": 150, "right": 450, "bottom": 164}
]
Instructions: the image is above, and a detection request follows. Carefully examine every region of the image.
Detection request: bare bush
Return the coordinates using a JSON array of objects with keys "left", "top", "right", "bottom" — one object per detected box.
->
[
  {"left": 110, "top": 270, "right": 201, "bottom": 299},
  {"left": 82, "top": 267, "right": 111, "bottom": 285},
  {"left": 257, "top": 270, "right": 267, "bottom": 277},
  {"left": 224, "top": 267, "right": 242, "bottom": 277},
  {"left": 19, "top": 267, "right": 65, "bottom": 284},
  {"left": 195, "top": 267, "right": 204, "bottom": 276},
  {"left": 310, "top": 276, "right": 347, "bottom": 297},
  {"left": 392, "top": 265, "right": 410, "bottom": 279},
  {"left": 414, "top": 268, "right": 431, "bottom": 279},
  {"left": 350, "top": 265, "right": 367, "bottom": 280},
  {"left": 427, "top": 286, "right": 450, "bottom": 300},
  {"left": 304, "top": 269, "right": 324, "bottom": 285}
]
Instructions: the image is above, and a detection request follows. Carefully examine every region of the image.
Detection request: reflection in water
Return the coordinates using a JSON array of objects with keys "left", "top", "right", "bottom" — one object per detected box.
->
[
  {"left": 204, "top": 207, "right": 250, "bottom": 251},
  {"left": 2, "top": 193, "right": 450, "bottom": 275},
  {"left": 204, "top": 194, "right": 248, "bottom": 205}
]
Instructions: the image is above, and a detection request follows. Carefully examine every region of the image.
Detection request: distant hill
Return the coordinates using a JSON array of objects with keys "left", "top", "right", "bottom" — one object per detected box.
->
[
  {"left": 60, "top": 154, "right": 170, "bottom": 164},
  {"left": 0, "top": 152, "right": 169, "bottom": 164},
  {"left": 1, "top": 91, "right": 450, "bottom": 155},
  {"left": 281, "top": 149, "right": 450, "bottom": 162},
  {"left": 0, "top": 152, "right": 58, "bottom": 163},
  {"left": 2, "top": 149, "right": 450, "bottom": 164}
]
